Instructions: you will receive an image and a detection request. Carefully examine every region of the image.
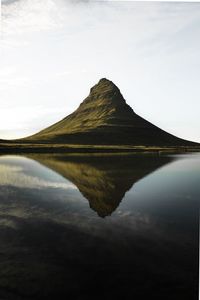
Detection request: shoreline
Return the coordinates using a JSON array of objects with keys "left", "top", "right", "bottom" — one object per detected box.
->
[{"left": 0, "top": 143, "right": 199, "bottom": 154}]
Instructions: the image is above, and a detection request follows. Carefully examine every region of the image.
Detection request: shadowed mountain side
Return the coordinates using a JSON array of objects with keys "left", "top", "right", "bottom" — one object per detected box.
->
[
  {"left": 30, "top": 154, "right": 173, "bottom": 217},
  {"left": 22, "top": 78, "right": 197, "bottom": 146}
]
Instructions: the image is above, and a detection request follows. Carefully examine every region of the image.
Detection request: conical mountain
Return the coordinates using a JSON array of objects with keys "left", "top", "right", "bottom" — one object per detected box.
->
[{"left": 25, "top": 78, "right": 196, "bottom": 146}]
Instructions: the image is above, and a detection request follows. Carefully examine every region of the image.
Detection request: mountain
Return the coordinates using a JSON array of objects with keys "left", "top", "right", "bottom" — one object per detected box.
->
[
  {"left": 31, "top": 154, "right": 172, "bottom": 217},
  {"left": 23, "top": 78, "right": 196, "bottom": 146}
]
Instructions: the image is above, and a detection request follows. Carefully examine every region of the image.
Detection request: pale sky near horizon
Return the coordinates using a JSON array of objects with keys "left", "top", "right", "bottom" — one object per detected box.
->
[{"left": 0, "top": 0, "right": 200, "bottom": 142}]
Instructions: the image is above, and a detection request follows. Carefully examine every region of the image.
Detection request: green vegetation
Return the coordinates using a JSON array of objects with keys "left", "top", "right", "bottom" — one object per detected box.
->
[
  {"left": 17, "top": 78, "right": 198, "bottom": 147},
  {"left": 0, "top": 78, "right": 199, "bottom": 152},
  {"left": 0, "top": 142, "right": 199, "bottom": 154}
]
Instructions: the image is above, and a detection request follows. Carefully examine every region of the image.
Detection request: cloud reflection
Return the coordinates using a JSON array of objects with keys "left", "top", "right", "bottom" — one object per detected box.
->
[{"left": 0, "top": 162, "right": 76, "bottom": 190}]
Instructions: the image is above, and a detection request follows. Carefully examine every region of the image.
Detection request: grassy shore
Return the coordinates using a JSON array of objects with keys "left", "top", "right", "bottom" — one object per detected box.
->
[{"left": 0, "top": 143, "right": 200, "bottom": 154}]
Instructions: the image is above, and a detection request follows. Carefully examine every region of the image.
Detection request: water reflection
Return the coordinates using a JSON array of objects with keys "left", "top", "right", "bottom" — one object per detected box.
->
[
  {"left": 29, "top": 154, "right": 172, "bottom": 217},
  {"left": 0, "top": 153, "right": 198, "bottom": 300}
]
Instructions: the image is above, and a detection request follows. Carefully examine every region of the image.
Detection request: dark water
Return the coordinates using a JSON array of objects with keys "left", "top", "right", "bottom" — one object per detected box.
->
[{"left": 0, "top": 153, "right": 198, "bottom": 299}]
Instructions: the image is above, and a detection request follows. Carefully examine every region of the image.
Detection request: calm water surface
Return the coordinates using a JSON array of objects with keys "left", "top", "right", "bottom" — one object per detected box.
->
[{"left": 0, "top": 153, "right": 198, "bottom": 299}]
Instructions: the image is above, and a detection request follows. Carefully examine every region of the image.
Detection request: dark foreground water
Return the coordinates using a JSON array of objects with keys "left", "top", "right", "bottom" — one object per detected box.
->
[{"left": 0, "top": 153, "right": 198, "bottom": 300}]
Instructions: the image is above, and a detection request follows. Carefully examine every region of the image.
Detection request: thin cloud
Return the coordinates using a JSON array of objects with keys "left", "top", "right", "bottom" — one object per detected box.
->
[
  {"left": 0, "top": 1, "right": 200, "bottom": 141},
  {"left": 1, "top": 0, "right": 65, "bottom": 35},
  {"left": 2, "top": 1, "right": 200, "bottom": 50}
]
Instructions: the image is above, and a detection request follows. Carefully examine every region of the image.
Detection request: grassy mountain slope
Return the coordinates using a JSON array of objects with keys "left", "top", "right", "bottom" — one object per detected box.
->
[{"left": 22, "top": 78, "right": 197, "bottom": 146}]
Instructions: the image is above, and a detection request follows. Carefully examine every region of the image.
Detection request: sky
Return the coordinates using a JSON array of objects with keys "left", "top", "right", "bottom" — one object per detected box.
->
[{"left": 0, "top": 0, "right": 200, "bottom": 142}]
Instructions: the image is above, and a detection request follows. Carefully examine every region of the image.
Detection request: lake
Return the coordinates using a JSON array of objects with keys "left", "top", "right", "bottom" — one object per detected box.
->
[{"left": 0, "top": 153, "right": 198, "bottom": 299}]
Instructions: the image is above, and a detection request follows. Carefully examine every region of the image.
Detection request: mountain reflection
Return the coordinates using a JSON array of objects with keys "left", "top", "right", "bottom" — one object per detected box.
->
[{"left": 30, "top": 154, "right": 172, "bottom": 217}]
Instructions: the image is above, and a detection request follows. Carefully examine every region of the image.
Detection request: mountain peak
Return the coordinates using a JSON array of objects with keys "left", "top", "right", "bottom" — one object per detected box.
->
[
  {"left": 89, "top": 78, "right": 123, "bottom": 101},
  {"left": 98, "top": 77, "right": 112, "bottom": 84},
  {"left": 96, "top": 77, "right": 117, "bottom": 87},
  {"left": 75, "top": 78, "right": 134, "bottom": 121},
  {"left": 90, "top": 78, "right": 120, "bottom": 94}
]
